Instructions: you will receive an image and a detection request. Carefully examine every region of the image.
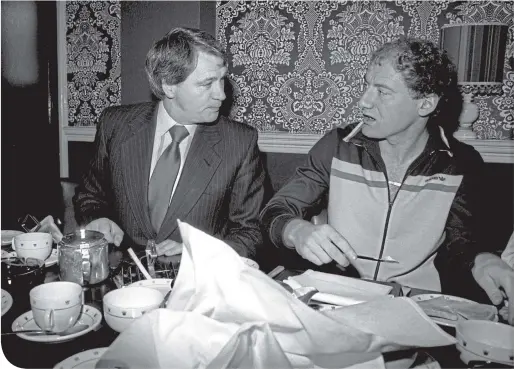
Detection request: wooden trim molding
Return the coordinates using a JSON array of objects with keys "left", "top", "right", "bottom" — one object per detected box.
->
[
  {"left": 258, "top": 132, "right": 514, "bottom": 164},
  {"left": 57, "top": 2, "right": 68, "bottom": 177},
  {"left": 62, "top": 126, "right": 97, "bottom": 142},
  {"left": 64, "top": 128, "right": 514, "bottom": 163},
  {"left": 461, "top": 139, "right": 514, "bottom": 164},
  {"left": 258, "top": 132, "right": 319, "bottom": 154}
]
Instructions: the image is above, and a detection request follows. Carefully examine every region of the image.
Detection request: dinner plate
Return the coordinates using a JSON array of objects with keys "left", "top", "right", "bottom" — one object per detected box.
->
[
  {"left": 1, "top": 289, "right": 13, "bottom": 316},
  {"left": 53, "top": 347, "right": 108, "bottom": 369},
  {"left": 1, "top": 230, "right": 24, "bottom": 246},
  {"left": 127, "top": 278, "right": 173, "bottom": 297},
  {"left": 11, "top": 305, "right": 102, "bottom": 343},
  {"left": 410, "top": 293, "right": 498, "bottom": 327},
  {"left": 2, "top": 248, "right": 58, "bottom": 267}
]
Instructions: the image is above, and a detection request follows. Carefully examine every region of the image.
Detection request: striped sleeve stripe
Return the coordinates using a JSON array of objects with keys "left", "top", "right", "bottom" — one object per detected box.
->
[
  {"left": 332, "top": 168, "right": 387, "bottom": 188},
  {"left": 401, "top": 183, "right": 460, "bottom": 193}
]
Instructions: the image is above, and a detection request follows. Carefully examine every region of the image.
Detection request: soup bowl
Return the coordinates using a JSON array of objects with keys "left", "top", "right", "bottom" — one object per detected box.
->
[{"left": 103, "top": 286, "right": 163, "bottom": 333}]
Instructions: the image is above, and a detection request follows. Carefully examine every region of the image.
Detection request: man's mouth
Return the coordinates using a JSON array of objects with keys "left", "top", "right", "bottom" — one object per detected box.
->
[{"left": 362, "top": 114, "right": 375, "bottom": 124}]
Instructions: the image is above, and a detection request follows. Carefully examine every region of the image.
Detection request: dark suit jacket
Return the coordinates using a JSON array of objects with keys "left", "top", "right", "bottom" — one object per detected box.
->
[{"left": 73, "top": 102, "right": 266, "bottom": 257}]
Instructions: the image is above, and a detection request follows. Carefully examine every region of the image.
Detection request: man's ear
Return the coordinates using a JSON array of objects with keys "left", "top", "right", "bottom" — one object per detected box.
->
[
  {"left": 162, "top": 83, "right": 176, "bottom": 99},
  {"left": 418, "top": 94, "right": 439, "bottom": 117}
]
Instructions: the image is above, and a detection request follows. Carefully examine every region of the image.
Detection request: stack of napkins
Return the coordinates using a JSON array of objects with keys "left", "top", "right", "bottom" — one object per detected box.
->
[{"left": 97, "top": 221, "right": 455, "bottom": 369}]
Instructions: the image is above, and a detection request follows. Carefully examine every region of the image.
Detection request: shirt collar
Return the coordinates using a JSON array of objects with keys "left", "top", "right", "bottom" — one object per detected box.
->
[
  {"left": 156, "top": 101, "right": 197, "bottom": 137},
  {"left": 346, "top": 122, "right": 454, "bottom": 158}
]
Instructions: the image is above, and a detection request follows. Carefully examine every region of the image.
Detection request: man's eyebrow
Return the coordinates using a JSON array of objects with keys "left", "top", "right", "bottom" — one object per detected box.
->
[
  {"left": 370, "top": 81, "right": 395, "bottom": 92},
  {"left": 197, "top": 71, "right": 228, "bottom": 83}
]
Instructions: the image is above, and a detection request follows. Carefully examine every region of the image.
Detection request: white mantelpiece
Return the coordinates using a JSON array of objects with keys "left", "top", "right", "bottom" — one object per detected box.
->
[{"left": 257, "top": 132, "right": 514, "bottom": 164}]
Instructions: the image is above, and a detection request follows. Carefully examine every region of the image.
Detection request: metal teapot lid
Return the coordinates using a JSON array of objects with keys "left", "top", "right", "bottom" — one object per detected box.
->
[{"left": 59, "top": 229, "right": 106, "bottom": 248}]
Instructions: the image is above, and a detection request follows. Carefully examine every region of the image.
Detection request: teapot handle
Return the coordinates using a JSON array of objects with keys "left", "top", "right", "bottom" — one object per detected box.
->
[
  {"left": 80, "top": 246, "right": 91, "bottom": 285},
  {"left": 81, "top": 259, "right": 91, "bottom": 285}
]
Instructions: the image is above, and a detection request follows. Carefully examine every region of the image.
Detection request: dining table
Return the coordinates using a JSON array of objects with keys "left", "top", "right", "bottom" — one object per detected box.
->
[{"left": 0, "top": 245, "right": 504, "bottom": 369}]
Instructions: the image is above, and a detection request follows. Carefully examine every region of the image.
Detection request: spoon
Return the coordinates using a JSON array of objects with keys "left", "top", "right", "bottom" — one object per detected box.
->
[
  {"left": 159, "top": 279, "right": 175, "bottom": 308},
  {"left": 277, "top": 281, "right": 319, "bottom": 304},
  {"left": 3, "top": 324, "right": 89, "bottom": 336},
  {"left": 159, "top": 289, "right": 172, "bottom": 308}
]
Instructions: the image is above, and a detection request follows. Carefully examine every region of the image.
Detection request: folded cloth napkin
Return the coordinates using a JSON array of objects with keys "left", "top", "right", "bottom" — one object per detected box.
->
[
  {"left": 286, "top": 270, "right": 393, "bottom": 306},
  {"left": 98, "top": 221, "right": 455, "bottom": 369}
]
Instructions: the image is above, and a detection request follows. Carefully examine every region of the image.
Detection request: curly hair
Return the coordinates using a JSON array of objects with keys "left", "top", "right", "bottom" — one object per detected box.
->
[
  {"left": 145, "top": 27, "right": 227, "bottom": 100},
  {"left": 370, "top": 37, "right": 462, "bottom": 134}
]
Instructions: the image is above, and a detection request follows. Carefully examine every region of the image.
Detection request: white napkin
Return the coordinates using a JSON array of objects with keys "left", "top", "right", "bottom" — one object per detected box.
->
[
  {"left": 286, "top": 270, "right": 393, "bottom": 306},
  {"left": 98, "top": 221, "right": 456, "bottom": 369}
]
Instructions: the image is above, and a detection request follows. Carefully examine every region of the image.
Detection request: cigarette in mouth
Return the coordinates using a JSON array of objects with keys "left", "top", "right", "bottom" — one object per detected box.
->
[{"left": 343, "top": 121, "right": 364, "bottom": 142}]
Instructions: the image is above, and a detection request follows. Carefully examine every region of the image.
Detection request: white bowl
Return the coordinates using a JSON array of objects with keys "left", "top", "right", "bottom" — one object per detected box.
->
[
  {"left": 13, "top": 232, "right": 52, "bottom": 261},
  {"left": 103, "top": 286, "right": 163, "bottom": 333},
  {"left": 126, "top": 278, "right": 173, "bottom": 297},
  {"left": 456, "top": 320, "right": 514, "bottom": 366}
]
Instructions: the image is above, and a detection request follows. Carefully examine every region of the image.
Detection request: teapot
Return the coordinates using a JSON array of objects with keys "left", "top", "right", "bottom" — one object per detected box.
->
[{"left": 58, "top": 230, "right": 109, "bottom": 286}]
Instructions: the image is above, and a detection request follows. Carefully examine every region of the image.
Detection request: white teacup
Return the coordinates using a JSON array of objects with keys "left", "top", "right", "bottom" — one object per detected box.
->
[
  {"left": 29, "top": 281, "right": 83, "bottom": 332},
  {"left": 13, "top": 232, "right": 52, "bottom": 261}
]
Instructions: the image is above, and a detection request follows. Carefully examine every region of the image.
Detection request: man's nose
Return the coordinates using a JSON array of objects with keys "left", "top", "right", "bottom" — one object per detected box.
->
[
  {"left": 213, "top": 82, "right": 226, "bottom": 101},
  {"left": 358, "top": 88, "right": 374, "bottom": 110}
]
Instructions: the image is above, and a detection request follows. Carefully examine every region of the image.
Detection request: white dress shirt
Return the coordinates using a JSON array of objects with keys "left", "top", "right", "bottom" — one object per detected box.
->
[{"left": 149, "top": 101, "right": 197, "bottom": 204}]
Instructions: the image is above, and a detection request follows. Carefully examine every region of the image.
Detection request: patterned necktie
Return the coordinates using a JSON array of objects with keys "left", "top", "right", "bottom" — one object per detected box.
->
[{"left": 148, "top": 125, "right": 189, "bottom": 233}]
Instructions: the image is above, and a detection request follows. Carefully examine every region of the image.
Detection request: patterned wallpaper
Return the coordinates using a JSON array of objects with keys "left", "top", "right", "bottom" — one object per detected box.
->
[
  {"left": 66, "top": 1, "right": 121, "bottom": 126},
  {"left": 216, "top": 0, "right": 513, "bottom": 139}
]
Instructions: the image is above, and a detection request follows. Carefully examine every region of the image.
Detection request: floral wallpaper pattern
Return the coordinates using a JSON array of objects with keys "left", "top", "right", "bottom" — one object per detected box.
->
[
  {"left": 66, "top": 1, "right": 121, "bottom": 126},
  {"left": 217, "top": 0, "right": 513, "bottom": 139}
]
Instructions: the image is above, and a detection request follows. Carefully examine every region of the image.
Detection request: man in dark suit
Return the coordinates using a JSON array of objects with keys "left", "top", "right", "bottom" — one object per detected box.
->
[{"left": 73, "top": 27, "right": 265, "bottom": 258}]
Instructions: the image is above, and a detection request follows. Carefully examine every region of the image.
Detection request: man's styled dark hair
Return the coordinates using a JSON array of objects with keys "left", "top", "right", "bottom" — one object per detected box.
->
[
  {"left": 145, "top": 27, "right": 227, "bottom": 100},
  {"left": 370, "top": 38, "right": 462, "bottom": 134}
]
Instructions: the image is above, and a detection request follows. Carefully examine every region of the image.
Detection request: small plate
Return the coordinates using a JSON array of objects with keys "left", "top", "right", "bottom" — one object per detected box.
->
[
  {"left": 1, "top": 230, "right": 24, "bottom": 246},
  {"left": 1, "top": 289, "right": 13, "bottom": 316},
  {"left": 127, "top": 278, "right": 173, "bottom": 297},
  {"left": 53, "top": 347, "right": 108, "bottom": 369},
  {"left": 411, "top": 294, "right": 498, "bottom": 327},
  {"left": 11, "top": 305, "right": 102, "bottom": 343},
  {"left": 2, "top": 248, "right": 58, "bottom": 267}
]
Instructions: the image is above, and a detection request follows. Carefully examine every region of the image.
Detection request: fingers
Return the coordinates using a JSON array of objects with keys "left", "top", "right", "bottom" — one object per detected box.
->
[
  {"left": 85, "top": 218, "right": 124, "bottom": 246},
  {"left": 475, "top": 273, "right": 504, "bottom": 305},
  {"left": 325, "top": 227, "right": 357, "bottom": 261},
  {"left": 299, "top": 247, "right": 324, "bottom": 266},
  {"left": 49, "top": 223, "right": 63, "bottom": 243},
  {"left": 109, "top": 222, "right": 124, "bottom": 246},
  {"left": 294, "top": 224, "right": 353, "bottom": 267},
  {"left": 156, "top": 240, "right": 182, "bottom": 256}
]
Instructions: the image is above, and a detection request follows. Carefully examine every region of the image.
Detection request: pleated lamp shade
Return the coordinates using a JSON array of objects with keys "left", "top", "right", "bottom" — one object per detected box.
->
[{"left": 440, "top": 22, "right": 508, "bottom": 95}]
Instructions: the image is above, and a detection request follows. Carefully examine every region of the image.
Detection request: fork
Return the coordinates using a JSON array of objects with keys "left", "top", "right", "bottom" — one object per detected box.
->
[
  {"left": 145, "top": 240, "right": 158, "bottom": 279},
  {"left": 357, "top": 255, "right": 399, "bottom": 263}
]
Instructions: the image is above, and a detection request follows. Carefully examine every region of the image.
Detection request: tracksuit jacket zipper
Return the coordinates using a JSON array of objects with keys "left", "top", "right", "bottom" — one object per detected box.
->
[{"left": 359, "top": 144, "right": 436, "bottom": 280}]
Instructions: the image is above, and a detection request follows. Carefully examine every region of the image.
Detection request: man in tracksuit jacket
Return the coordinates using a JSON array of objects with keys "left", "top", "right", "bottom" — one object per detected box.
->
[{"left": 260, "top": 38, "right": 485, "bottom": 296}]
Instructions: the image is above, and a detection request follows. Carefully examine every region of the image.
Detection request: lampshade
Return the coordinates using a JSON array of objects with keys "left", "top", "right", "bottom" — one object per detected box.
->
[{"left": 440, "top": 22, "right": 508, "bottom": 95}]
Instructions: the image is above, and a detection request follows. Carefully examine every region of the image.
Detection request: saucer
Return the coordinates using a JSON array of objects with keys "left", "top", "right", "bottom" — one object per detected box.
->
[
  {"left": 54, "top": 347, "right": 108, "bottom": 369},
  {"left": 12, "top": 305, "right": 102, "bottom": 343},
  {"left": 2, "top": 248, "right": 58, "bottom": 267},
  {"left": 127, "top": 278, "right": 173, "bottom": 297},
  {"left": 1, "top": 230, "right": 24, "bottom": 246},
  {"left": 1, "top": 289, "right": 13, "bottom": 316}
]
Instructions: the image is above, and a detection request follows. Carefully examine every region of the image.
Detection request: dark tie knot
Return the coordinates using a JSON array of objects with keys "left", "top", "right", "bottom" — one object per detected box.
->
[{"left": 169, "top": 125, "right": 189, "bottom": 143}]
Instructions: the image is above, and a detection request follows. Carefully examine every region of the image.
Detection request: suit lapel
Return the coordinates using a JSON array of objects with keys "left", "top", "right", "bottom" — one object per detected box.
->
[
  {"left": 121, "top": 103, "right": 158, "bottom": 240},
  {"left": 157, "top": 123, "right": 222, "bottom": 242}
]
